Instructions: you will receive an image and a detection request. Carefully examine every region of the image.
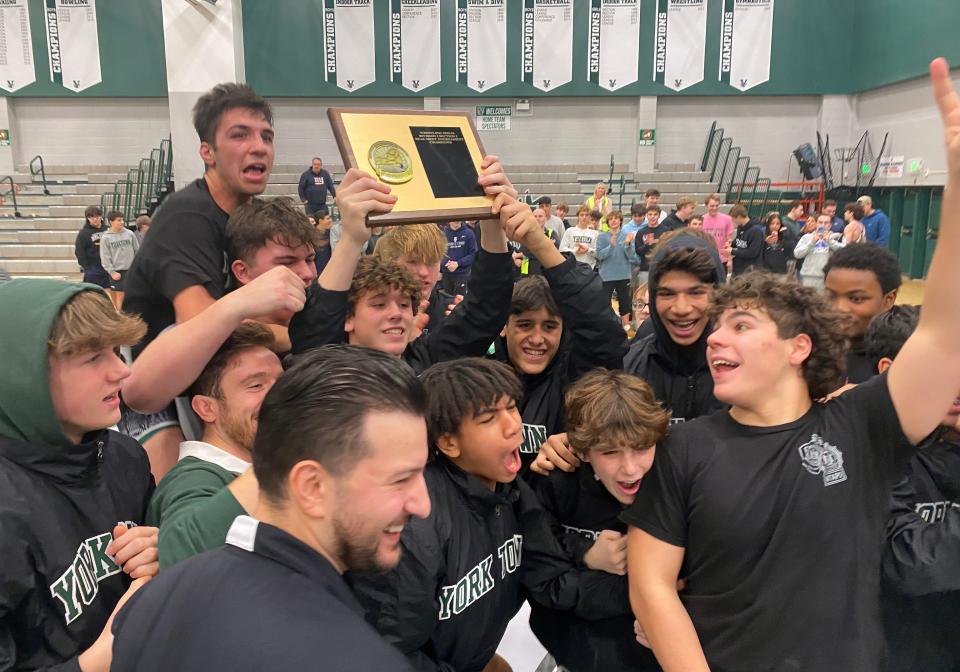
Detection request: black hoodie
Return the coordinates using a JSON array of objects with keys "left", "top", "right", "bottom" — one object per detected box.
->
[
  {"left": 882, "top": 430, "right": 960, "bottom": 672},
  {"left": 624, "top": 234, "right": 727, "bottom": 423},
  {"left": 489, "top": 256, "right": 628, "bottom": 470},
  {"left": 74, "top": 222, "right": 106, "bottom": 271},
  {"left": 0, "top": 280, "right": 154, "bottom": 672},
  {"left": 528, "top": 465, "right": 661, "bottom": 671}
]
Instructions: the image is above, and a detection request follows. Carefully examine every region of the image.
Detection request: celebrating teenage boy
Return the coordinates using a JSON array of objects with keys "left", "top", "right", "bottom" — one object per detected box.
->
[
  {"left": 624, "top": 59, "right": 960, "bottom": 672},
  {"left": 0, "top": 280, "right": 158, "bottom": 672}
]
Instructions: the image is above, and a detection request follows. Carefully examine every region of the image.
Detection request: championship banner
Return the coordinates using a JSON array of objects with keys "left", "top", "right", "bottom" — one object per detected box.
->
[
  {"left": 323, "top": 0, "right": 376, "bottom": 93},
  {"left": 456, "top": 0, "right": 506, "bottom": 92},
  {"left": 45, "top": 0, "right": 101, "bottom": 92},
  {"left": 0, "top": 0, "right": 35, "bottom": 93},
  {"left": 390, "top": 0, "right": 440, "bottom": 92},
  {"left": 587, "top": 0, "right": 640, "bottom": 92},
  {"left": 521, "top": 0, "right": 572, "bottom": 92},
  {"left": 720, "top": 0, "right": 774, "bottom": 91},
  {"left": 653, "top": 0, "right": 706, "bottom": 92}
]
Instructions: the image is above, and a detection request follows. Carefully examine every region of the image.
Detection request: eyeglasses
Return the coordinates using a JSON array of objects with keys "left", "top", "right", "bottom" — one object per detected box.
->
[{"left": 632, "top": 301, "right": 648, "bottom": 311}]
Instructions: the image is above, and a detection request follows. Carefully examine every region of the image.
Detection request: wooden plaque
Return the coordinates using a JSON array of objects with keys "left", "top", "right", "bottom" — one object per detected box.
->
[{"left": 327, "top": 108, "right": 497, "bottom": 227}]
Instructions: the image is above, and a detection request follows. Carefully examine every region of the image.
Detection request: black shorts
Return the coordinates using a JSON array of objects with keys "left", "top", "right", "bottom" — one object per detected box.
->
[
  {"left": 109, "top": 270, "right": 128, "bottom": 291},
  {"left": 82, "top": 266, "right": 111, "bottom": 289}
]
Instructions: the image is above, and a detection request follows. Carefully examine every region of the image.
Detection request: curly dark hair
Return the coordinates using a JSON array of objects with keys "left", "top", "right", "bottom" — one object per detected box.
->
[
  {"left": 708, "top": 271, "right": 848, "bottom": 399},
  {"left": 348, "top": 256, "right": 422, "bottom": 318},
  {"left": 823, "top": 243, "right": 902, "bottom": 295}
]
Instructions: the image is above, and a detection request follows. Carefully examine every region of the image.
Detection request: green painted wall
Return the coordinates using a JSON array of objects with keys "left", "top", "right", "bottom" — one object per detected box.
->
[
  {"left": 243, "top": 0, "right": 855, "bottom": 97},
  {"left": 2, "top": 0, "right": 166, "bottom": 97},
  {"left": 852, "top": 0, "right": 960, "bottom": 92}
]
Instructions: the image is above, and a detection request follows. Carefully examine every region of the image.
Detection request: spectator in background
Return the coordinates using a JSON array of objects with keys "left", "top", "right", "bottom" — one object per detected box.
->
[
  {"left": 312, "top": 209, "right": 333, "bottom": 274},
  {"left": 632, "top": 281, "right": 650, "bottom": 331},
  {"left": 134, "top": 215, "right": 150, "bottom": 244},
  {"left": 298, "top": 156, "right": 336, "bottom": 216},
  {"left": 441, "top": 219, "right": 477, "bottom": 296},
  {"left": 729, "top": 204, "right": 764, "bottom": 275},
  {"left": 662, "top": 196, "right": 696, "bottom": 231},
  {"left": 794, "top": 211, "right": 845, "bottom": 289},
  {"left": 701, "top": 194, "right": 734, "bottom": 267},
  {"left": 585, "top": 182, "right": 613, "bottom": 229},
  {"left": 537, "top": 195, "right": 568, "bottom": 233},
  {"left": 760, "top": 211, "right": 795, "bottom": 275},
  {"left": 596, "top": 210, "right": 639, "bottom": 328},
  {"left": 100, "top": 210, "right": 141, "bottom": 310},
  {"left": 783, "top": 199, "right": 806, "bottom": 236},
  {"left": 365, "top": 226, "right": 386, "bottom": 256},
  {"left": 858, "top": 195, "right": 891, "bottom": 247},
  {"left": 560, "top": 206, "right": 600, "bottom": 268},
  {"left": 633, "top": 205, "right": 670, "bottom": 285},
  {"left": 823, "top": 199, "right": 846, "bottom": 234},
  {"left": 843, "top": 202, "right": 867, "bottom": 244},
  {"left": 74, "top": 205, "right": 110, "bottom": 289},
  {"left": 688, "top": 215, "right": 703, "bottom": 229},
  {"left": 555, "top": 202, "right": 571, "bottom": 230},
  {"left": 643, "top": 189, "right": 669, "bottom": 223}
]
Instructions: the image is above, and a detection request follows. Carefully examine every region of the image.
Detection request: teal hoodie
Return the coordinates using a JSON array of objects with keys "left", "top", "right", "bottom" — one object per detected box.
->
[{"left": 0, "top": 278, "right": 106, "bottom": 448}]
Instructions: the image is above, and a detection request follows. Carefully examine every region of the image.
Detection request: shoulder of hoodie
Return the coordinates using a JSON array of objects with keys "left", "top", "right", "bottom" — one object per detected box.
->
[
  {"left": 103, "top": 430, "right": 152, "bottom": 476},
  {"left": 623, "top": 332, "right": 657, "bottom": 373}
]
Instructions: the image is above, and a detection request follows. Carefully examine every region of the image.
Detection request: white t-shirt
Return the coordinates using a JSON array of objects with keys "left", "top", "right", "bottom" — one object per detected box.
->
[{"left": 559, "top": 226, "right": 600, "bottom": 268}]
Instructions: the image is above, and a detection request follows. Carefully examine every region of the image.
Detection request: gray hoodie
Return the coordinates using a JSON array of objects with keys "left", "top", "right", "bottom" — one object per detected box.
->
[{"left": 99, "top": 228, "right": 140, "bottom": 274}]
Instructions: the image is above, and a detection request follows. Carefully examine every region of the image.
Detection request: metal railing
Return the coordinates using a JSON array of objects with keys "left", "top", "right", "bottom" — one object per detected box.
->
[
  {"left": 29, "top": 155, "right": 50, "bottom": 195},
  {"left": 0, "top": 175, "right": 22, "bottom": 217},
  {"left": 99, "top": 136, "right": 173, "bottom": 221}
]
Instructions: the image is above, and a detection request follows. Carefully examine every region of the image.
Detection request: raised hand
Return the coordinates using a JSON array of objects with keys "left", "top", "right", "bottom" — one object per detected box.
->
[
  {"left": 477, "top": 155, "right": 518, "bottom": 201},
  {"left": 932, "top": 58, "right": 960, "bottom": 180},
  {"left": 338, "top": 168, "right": 397, "bottom": 245}
]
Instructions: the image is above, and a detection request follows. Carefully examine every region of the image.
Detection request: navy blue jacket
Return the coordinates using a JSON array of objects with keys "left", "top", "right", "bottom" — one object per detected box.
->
[
  {"left": 297, "top": 168, "right": 336, "bottom": 205},
  {"left": 441, "top": 226, "right": 478, "bottom": 277}
]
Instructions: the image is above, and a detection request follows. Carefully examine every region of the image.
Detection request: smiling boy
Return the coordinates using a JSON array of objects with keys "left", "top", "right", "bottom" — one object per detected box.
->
[
  {"left": 624, "top": 61, "right": 960, "bottom": 672},
  {"left": 530, "top": 368, "right": 670, "bottom": 672}
]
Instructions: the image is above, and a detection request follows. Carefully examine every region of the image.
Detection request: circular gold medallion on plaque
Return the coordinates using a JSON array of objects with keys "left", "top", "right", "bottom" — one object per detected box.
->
[{"left": 368, "top": 141, "right": 414, "bottom": 185}]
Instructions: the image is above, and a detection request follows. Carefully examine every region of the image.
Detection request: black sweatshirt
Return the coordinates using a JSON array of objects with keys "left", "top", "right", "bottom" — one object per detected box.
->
[
  {"left": 624, "top": 234, "right": 727, "bottom": 423},
  {"left": 490, "top": 255, "right": 628, "bottom": 471},
  {"left": 882, "top": 431, "right": 960, "bottom": 672},
  {"left": 731, "top": 220, "right": 764, "bottom": 274},
  {"left": 350, "top": 457, "right": 570, "bottom": 672},
  {"left": 73, "top": 222, "right": 106, "bottom": 270},
  {"left": 528, "top": 467, "right": 661, "bottom": 671}
]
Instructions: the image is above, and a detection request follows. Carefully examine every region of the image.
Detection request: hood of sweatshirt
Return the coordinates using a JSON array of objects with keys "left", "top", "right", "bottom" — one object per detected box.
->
[
  {"left": 0, "top": 279, "right": 109, "bottom": 459},
  {"left": 647, "top": 233, "right": 726, "bottom": 374}
]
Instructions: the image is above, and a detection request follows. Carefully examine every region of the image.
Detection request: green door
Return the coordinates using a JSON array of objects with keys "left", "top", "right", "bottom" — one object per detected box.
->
[
  {"left": 898, "top": 189, "right": 930, "bottom": 278},
  {"left": 923, "top": 188, "right": 943, "bottom": 278}
]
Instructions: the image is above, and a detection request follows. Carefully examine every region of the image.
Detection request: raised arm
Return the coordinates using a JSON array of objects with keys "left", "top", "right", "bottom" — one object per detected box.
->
[
  {"left": 628, "top": 527, "right": 709, "bottom": 671},
  {"left": 888, "top": 58, "right": 960, "bottom": 444}
]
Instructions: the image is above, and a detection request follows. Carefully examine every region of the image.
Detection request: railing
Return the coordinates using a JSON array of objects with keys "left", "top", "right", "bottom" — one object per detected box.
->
[
  {"left": 29, "top": 155, "right": 50, "bottom": 195},
  {"left": 99, "top": 136, "right": 173, "bottom": 221},
  {"left": 0, "top": 175, "right": 22, "bottom": 217},
  {"left": 730, "top": 180, "right": 824, "bottom": 218}
]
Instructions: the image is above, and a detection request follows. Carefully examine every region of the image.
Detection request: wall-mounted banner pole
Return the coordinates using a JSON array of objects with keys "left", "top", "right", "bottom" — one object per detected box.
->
[
  {"left": 0, "top": 0, "right": 36, "bottom": 93},
  {"left": 588, "top": 0, "right": 641, "bottom": 92},
  {"left": 653, "top": 0, "right": 707, "bottom": 92},
  {"left": 391, "top": 0, "right": 441, "bottom": 92},
  {"left": 522, "top": 0, "right": 573, "bottom": 93},
  {"left": 323, "top": 0, "right": 376, "bottom": 93},
  {"left": 719, "top": 0, "right": 775, "bottom": 91},
  {"left": 45, "top": 0, "right": 101, "bottom": 92},
  {"left": 456, "top": 0, "right": 507, "bottom": 93}
]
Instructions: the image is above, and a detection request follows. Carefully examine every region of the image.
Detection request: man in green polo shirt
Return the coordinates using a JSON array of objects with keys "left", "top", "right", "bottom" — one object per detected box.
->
[{"left": 146, "top": 323, "right": 281, "bottom": 568}]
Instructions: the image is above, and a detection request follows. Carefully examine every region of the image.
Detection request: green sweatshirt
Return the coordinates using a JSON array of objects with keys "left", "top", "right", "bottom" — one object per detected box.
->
[{"left": 146, "top": 441, "right": 248, "bottom": 569}]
